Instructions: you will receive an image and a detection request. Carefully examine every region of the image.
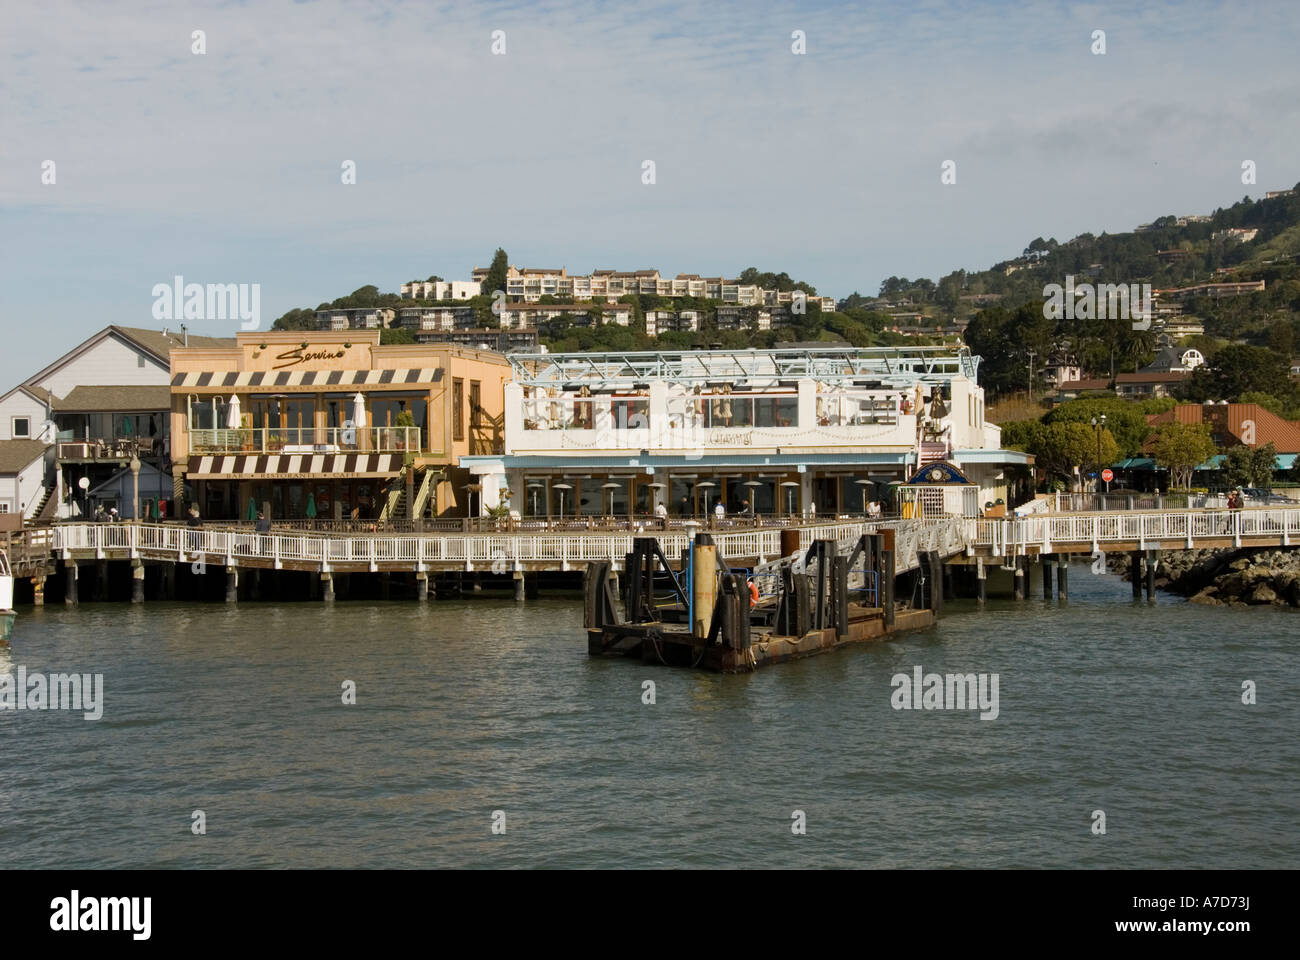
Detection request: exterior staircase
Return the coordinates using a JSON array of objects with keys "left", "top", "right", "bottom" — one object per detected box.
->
[
  {"left": 27, "top": 484, "right": 58, "bottom": 524},
  {"left": 919, "top": 441, "right": 949, "bottom": 467}
]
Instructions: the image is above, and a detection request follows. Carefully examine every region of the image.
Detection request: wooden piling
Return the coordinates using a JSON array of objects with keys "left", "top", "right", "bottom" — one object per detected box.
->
[
  {"left": 64, "top": 561, "right": 78, "bottom": 606},
  {"left": 832, "top": 555, "right": 850, "bottom": 639},
  {"left": 131, "top": 561, "right": 145, "bottom": 604},
  {"left": 1056, "top": 554, "right": 1068, "bottom": 600},
  {"left": 1145, "top": 549, "right": 1157, "bottom": 602},
  {"left": 1131, "top": 550, "right": 1143, "bottom": 599},
  {"left": 513, "top": 572, "right": 525, "bottom": 601},
  {"left": 976, "top": 557, "right": 987, "bottom": 605},
  {"left": 1041, "top": 554, "right": 1054, "bottom": 600},
  {"left": 322, "top": 572, "right": 334, "bottom": 603},
  {"left": 691, "top": 538, "right": 718, "bottom": 639},
  {"left": 416, "top": 572, "right": 429, "bottom": 601},
  {"left": 225, "top": 567, "right": 238, "bottom": 603},
  {"left": 32, "top": 576, "right": 45, "bottom": 606},
  {"left": 881, "top": 549, "right": 895, "bottom": 627},
  {"left": 1013, "top": 556, "right": 1025, "bottom": 600}
]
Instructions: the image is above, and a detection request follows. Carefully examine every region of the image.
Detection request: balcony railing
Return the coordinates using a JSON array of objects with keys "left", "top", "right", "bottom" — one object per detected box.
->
[
  {"left": 58, "top": 437, "right": 163, "bottom": 461},
  {"left": 188, "top": 425, "right": 422, "bottom": 455}
]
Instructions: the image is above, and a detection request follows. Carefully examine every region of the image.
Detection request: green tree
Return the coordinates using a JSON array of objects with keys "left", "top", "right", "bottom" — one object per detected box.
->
[
  {"left": 1151, "top": 422, "right": 1217, "bottom": 489},
  {"left": 1043, "top": 398, "right": 1150, "bottom": 457},
  {"left": 483, "top": 248, "right": 509, "bottom": 299},
  {"left": 1223, "top": 441, "right": 1278, "bottom": 489},
  {"left": 380, "top": 327, "right": 414, "bottom": 344},
  {"left": 272, "top": 307, "right": 317, "bottom": 331},
  {"left": 1204, "top": 344, "right": 1292, "bottom": 400},
  {"left": 1030, "top": 421, "right": 1118, "bottom": 490}
]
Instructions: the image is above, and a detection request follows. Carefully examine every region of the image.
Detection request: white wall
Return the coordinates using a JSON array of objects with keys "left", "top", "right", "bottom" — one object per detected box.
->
[
  {"left": 33, "top": 334, "right": 168, "bottom": 398},
  {"left": 0, "top": 391, "right": 48, "bottom": 441},
  {"left": 0, "top": 453, "right": 50, "bottom": 517}
]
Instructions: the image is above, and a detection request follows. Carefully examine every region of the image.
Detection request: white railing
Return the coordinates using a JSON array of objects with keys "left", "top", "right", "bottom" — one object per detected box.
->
[
  {"left": 50, "top": 519, "right": 963, "bottom": 571},
  {"left": 974, "top": 507, "right": 1300, "bottom": 554}
]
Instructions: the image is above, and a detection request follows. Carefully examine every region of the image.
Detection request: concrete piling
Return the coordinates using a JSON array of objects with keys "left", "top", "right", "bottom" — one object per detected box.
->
[{"left": 132, "top": 561, "right": 145, "bottom": 604}]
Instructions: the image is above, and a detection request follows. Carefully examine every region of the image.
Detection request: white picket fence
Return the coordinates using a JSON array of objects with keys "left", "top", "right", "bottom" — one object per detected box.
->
[
  {"left": 47, "top": 519, "right": 892, "bottom": 572},
  {"left": 975, "top": 507, "right": 1300, "bottom": 555}
]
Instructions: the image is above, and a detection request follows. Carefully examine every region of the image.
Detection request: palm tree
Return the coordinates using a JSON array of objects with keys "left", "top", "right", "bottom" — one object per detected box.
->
[{"left": 1125, "top": 329, "right": 1156, "bottom": 372}]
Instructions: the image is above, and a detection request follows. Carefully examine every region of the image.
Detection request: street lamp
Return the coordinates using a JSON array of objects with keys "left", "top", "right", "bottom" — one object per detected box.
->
[
  {"left": 1090, "top": 414, "right": 1108, "bottom": 498},
  {"left": 130, "top": 455, "right": 141, "bottom": 523}
]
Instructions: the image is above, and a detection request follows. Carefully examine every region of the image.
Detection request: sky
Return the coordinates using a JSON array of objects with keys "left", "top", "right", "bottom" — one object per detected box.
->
[{"left": 1, "top": 0, "right": 1298, "bottom": 386}]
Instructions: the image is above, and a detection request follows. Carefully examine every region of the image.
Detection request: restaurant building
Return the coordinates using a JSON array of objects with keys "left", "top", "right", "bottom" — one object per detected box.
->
[
  {"left": 169, "top": 330, "right": 510, "bottom": 521},
  {"left": 460, "top": 347, "right": 1031, "bottom": 519}
]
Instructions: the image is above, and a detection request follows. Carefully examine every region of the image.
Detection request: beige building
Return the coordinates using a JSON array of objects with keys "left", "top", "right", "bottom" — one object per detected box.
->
[{"left": 169, "top": 331, "right": 510, "bottom": 521}]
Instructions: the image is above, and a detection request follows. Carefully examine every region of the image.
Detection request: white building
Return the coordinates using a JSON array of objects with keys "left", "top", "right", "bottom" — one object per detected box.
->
[
  {"left": 399, "top": 280, "right": 482, "bottom": 300},
  {"left": 461, "top": 347, "right": 1029, "bottom": 519}
]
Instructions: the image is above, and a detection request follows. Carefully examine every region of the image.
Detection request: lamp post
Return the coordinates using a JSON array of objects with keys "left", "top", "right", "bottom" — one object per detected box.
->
[
  {"left": 130, "top": 455, "right": 141, "bottom": 523},
  {"left": 1090, "top": 414, "right": 1108, "bottom": 502}
]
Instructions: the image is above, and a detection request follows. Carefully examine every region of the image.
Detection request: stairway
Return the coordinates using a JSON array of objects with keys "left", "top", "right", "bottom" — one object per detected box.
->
[
  {"left": 919, "top": 441, "right": 948, "bottom": 466},
  {"left": 27, "top": 484, "right": 57, "bottom": 524}
]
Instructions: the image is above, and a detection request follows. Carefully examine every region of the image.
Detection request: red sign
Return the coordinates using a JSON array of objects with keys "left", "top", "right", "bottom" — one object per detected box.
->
[{"left": 1101, "top": 468, "right": 1114, "bottom": 483}]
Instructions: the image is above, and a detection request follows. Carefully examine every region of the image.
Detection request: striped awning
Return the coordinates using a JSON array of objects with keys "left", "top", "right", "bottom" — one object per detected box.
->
[
  {"left": 172, "top": 368, "right": 442, "bottom": 389},
  {"left": 186, "top": 454, "right": 402, "bottom": 479}
]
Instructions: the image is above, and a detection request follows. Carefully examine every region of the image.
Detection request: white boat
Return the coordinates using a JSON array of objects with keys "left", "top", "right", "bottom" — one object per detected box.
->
[{"left": 0, "top": 550, "right": 14, "bottom": 644}]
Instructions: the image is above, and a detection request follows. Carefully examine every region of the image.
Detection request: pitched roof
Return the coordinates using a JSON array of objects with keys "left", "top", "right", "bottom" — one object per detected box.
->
[
  {"left": 0, "top": 439, "right": 49, "bottom": 474},
  {"left": 1146, "top": 403, "right": 1300, "bottom": 454},
  {"left": 20, "top": 325, "right": 235, "bottom": 394},
  {"left": 111, "top": 325, "right": 235, "bottom": 358},
  {"left": 53, "top": 385, "right": 172, "bottom": 412}
]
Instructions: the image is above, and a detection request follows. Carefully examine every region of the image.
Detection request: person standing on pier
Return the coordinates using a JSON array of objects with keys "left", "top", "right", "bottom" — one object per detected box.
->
[
  {"left": 679, "top": 495, "right": 691, "bottom": 516},
  {"left": 186, "top": 504, "right": 203, "bottom": 553}
]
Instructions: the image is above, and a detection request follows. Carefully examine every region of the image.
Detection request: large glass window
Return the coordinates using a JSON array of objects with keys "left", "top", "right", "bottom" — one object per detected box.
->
[{"left": 452, "top": 379, "right": 464, "bottom": 441}]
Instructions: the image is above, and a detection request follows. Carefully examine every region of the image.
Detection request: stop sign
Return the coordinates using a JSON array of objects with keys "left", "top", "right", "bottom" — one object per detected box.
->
[{"left": 1101, "top": 468, "right": 1114, "bottom": 483}]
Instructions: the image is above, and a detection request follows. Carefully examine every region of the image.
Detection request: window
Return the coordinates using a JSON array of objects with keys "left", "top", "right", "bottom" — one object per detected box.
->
[
  {"left": 12, "top": 417, "right": 30, "bottom": 438},
  {"left": 469, "top": 381, "right": 482, "bottom": 430},
  {"left": 453, "top": 378, "right": 464, "bottom": 442}
]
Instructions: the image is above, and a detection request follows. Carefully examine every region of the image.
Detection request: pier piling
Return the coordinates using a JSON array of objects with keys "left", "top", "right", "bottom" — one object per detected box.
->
[
  {"left": 1145, "top": 549, "right": 1157, "bottom": 602},
  {"left": 1013, "top": 556, "right": 1025, "bottom": 600},
  {"left": 64, "top": 561, "right": 78, "bottom": 606},
  {"left": 322, "top": 572, "right": 334, "bottom": 603},
  {"left": 131, "top": 561, "right": 145, "bottom": 604},
  {"left": 881, "top": 548, "right": 895, "bottom": 627},
  {"left": 1057, "top": 554, "right": 1068, "bottom": 600},
  {"left": 416, "top": 572, "right": 429, "bottom": 601},
  {"left": 976, "top": 558, "right": 986, "bottom": 605},
  {"left": 225, "top": 567, "right": 238, "bottom": 603},
  {"left": 513, "top": 572, "right": 525, "bottom": 601},
  {"left": 1131, "top": 551, "right": 1143, "bottom": 599},
  {"left": 1041, "top": 555, "right": 1054, "bottom": 600},
  {"left": 32, "top": 576, "right": 45, "bottom": 606}
]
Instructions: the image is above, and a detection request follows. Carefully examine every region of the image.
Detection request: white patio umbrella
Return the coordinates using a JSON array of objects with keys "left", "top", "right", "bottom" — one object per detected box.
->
[
  {"left": 226, "top": 394, "right": 241, "bottom": 429},
  {"left": 351, "top": 392, "right": 367, "bottom": 429}
]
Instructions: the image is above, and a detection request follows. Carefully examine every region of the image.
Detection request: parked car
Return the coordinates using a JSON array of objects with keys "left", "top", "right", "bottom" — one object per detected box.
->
[{"left": 1241, "top": 488, "right": 1291, "bottom": 505}]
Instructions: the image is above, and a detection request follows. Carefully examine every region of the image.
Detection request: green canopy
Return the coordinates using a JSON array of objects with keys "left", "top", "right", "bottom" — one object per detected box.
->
[
  {"left": 246, "top": 497, "right": 258, "bottom": 521},
  {"left": 305, "top": 492, "right": 317, "bottom": 518}
]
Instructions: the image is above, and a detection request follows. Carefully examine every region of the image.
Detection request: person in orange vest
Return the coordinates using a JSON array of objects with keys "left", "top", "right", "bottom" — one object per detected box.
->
[{"left": 748, "top": 578, "right": 760, "bottom": 608}]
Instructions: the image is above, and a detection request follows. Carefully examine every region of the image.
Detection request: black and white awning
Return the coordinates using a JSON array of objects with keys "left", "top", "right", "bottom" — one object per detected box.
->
[
  {"left": 186, "top": 454, "right": 402, "bottom": 479},
  {"left": 172, "top": 368, "right": 441, "bottom": 389}
]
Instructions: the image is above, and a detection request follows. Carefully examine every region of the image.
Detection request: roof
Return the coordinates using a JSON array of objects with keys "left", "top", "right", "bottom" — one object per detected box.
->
[
  {"left": 112, "top": 325, "right": 234, "bottom": 357},
  {"left": 1147, "top": 403, "right": 1300, "bottom": 454},
  {"left": 53, "top": 385, "right": 172, "bottom": 412},
  {"left": 21, "top": 325, "right": 235, "bottom": 393},
  {"left": 0, "top": 439, "right": 50, "bottom": 474}
]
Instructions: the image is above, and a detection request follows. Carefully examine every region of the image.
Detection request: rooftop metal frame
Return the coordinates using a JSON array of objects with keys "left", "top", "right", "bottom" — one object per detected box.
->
[{"left": 507, "top": 347, "right": 981, "bottom": 389}]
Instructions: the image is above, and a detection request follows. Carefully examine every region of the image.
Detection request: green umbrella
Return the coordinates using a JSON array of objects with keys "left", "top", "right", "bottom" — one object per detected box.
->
[
  {"left": 122, "top": 416, "right": 133, "bottom": 436},
  {"left": 150, "top": 498, "right": 160, "bottom": 520},
  {"left": 246, "top": 497, "right": 258, "bottom": 521},
  {"left": 305, "top": 492, "right": 317, "bottom": 518}
]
